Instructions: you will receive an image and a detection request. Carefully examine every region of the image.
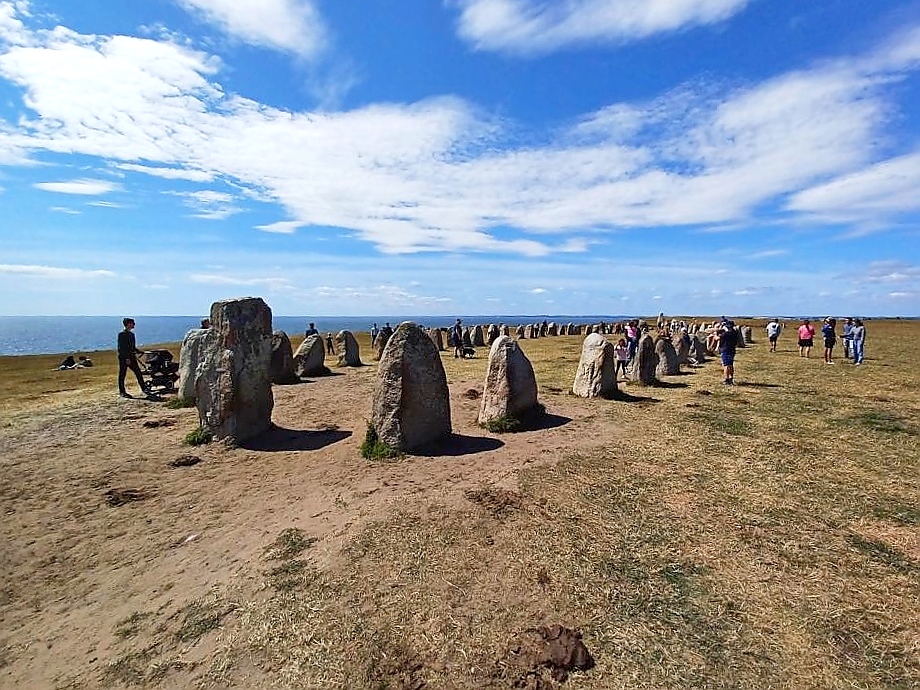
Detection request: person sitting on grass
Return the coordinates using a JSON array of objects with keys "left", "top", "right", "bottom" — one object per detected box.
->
[
  {"left": 58, "top": 355, "right": 76, "bottom": 370},
  {"left": 77, "top": 355, "right": 93, "bottom": 367}
]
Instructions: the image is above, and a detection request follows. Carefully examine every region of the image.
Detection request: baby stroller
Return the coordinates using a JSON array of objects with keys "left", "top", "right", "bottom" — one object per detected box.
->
[{"left": 142, "top": 349, "right": 180, "bottom": 394}]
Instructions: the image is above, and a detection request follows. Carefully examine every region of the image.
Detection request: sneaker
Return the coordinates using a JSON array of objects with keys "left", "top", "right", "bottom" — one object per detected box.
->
[
  {"left": 722, "top": 379, "right": 732, "bottom": 385},
  {"left": 119, "top": 392, "right": 132, "bottom": 399}
]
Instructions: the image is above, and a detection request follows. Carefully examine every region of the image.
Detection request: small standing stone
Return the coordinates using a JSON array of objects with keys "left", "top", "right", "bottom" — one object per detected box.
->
[
  {"left": 270, "top": 330, "right": 297, "bottom": 384},
  {"left": 572, "top": 333, "right": 617, "bottom": 398},
  {"left": 336, "top": 330, "right": 363, "bottom": 367},
  {"left": 628, "top": 333, "right": 658, "bottom": 385},
  {"left": 478, "top": 336, "right": 541, "bottom": 427},
  {"left": 472, "top": 325, "right": 485, "bottom": 347},
  {"left": 655, "top": 337, "right": 680, "bottom": 377},
  {"left": 177, "top": 328, "right": 216, "bottom": 402},
  {"left": 293, "top": 335, "right": 327, "bottom": 377}
]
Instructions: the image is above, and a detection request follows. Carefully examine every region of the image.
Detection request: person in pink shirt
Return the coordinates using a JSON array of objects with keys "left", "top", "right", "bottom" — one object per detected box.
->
[
  {"left": 614, "top": 338, "right": 629, "bottom": 379},
  {"left": 797, "top": 319, "right": 816, "bottom": 358}
]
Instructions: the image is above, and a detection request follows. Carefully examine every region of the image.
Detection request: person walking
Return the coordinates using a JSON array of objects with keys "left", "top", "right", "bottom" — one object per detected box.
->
[
  {"left": 822, "top": 318, "right": 837, "bottom": 364},
  {"left": 765, "top": 318, "right": 781, "bottom": 352},
  {"left": 850, "top": 319, "right": 866, "bottom": 365},
  {"left": 370, "top": 323, "right": 379, "bottom": 342},
  {"left": 718, "top": 320, "right": 738, "bottom": 385},
  {"left": 117, "top": 317, "right": 148, "bottom": 398},
  {"left": 797, "top": 319, "right": 815, "bottom": 358}
]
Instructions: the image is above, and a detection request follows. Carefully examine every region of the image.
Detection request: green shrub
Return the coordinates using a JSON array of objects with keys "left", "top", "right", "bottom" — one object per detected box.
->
[
  {"left": 166, "top": 397, "right": 196, "bottom": 409},
  {"left": 483, "top": 415, "right": 522, "bottom": 433},
  {"left": 360, "top": 424, "right": 401, "bottom": 461},
  {"left": 184, "top": 427, "right": 213, "bottom": 446}
]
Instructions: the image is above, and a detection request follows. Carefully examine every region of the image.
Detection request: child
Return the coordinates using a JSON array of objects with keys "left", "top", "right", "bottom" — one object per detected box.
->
[{"left": 614, "top": 338, "right": 629, "bottom": 379}]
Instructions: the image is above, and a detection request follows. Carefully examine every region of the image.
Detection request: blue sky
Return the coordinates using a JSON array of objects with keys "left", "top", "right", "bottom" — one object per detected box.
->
[{"left": 1, "top": 0, "right": 919, "bottom": 317}]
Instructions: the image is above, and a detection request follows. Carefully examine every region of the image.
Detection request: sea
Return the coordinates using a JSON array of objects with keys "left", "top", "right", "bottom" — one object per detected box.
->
[{"left": 0, "top": 315, "right": 632, "bottom": 356}]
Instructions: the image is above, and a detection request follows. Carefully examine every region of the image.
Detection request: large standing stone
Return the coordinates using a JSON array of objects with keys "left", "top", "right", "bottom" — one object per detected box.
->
[
  {"left": 500, "top": 324, "right": 510, "bottom": 337},
  {"left": 487, "top": 324, "right": 500, "bottom": 345},
  {"left": 336, "top": 330, "right": 363, "bottom": 367},
  {"left": 462, "top": 327, "right": 473, "bottom": 348},
  {"left": 270, "top": 330, "right": 297, "bottom": 384},
  {"left": 428, "top": 327, "right": 445, "bottom": 351},
  {"left": 478, "top": 336, "right": 541, "bottom": 426},
  {"left": 735, "top": 326, "right": 746, "bottom": 348},
  {"left": 177, "top": 328, "right": 216, "bottom": 402},
  {"left": 196, "top": 297, "right": 273, "bottom": 444},
  {"left": 373, "top": 330, "right": 391, "bottom": 361},
  {"left": 628, "top": 333, "right": 658, "bottom": 385},
  {"left": 293, "top": 335, "right": 327, "bottom": 377},
  {"left": 742, "top": 325, "right": 753, "bottom": 344},
  {"left": 524, "top": 324, "right": 535, "bottom": 339},
  {"left": 472, "top": 325, "right": 485, "bottom": 347},
  {"left": 371, "top": 322, "right": 452, "bottom": 452},
  {"left": 655, "top": 338, "right": 680, "bottom": 377},
  {"left": 572, "top": 333, "right": 617, "bottom": 399},
  {"left": 547, "top": 322, "right": 558, "bottom": 336},
  {"left": 516, "top": 325, "right": 526, "bottom": 339}
]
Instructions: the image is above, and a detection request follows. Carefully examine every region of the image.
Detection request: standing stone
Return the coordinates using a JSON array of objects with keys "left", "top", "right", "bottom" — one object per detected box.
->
[
  {"left": 586, "top": 324, "right": 595, "bottom": 335},
  {"left": 336, "top": 330, "right": 363, "bottom": 367},
  {"left": 196, "top": 297, "right": 273, "bottom": 444},
  {"left": 524, "top": 324, "right": 535, "bottom": 339},
  {"left": 539, "top": 323, "right": 548, "bottom": 338},
  {"left": 373, "top": 330, "right": 391, "bottom": 361},
  {"left": 500, "top": 324, "right": 510, "bottom": 337},
  {"left": 628, "top": 333, "right": 658, "bottom": 385},
  {"left": 371, "top": 322, "right": 451, "bottom": 452},
  {"left": 742, "top": 326, "right": 753, "bottom": 344},
  {"left": 428, "top": 327, "right": 445, "bottom": 351},
  {"left": 472, "top": 325, "right": 485, "bottom": 347},
  {"left": 673, "top": 334, "right": 690, "bottom": 366},
  {"left": 478, "top": 336, "right": 540, "bottom": 427},
  {"left": 487, "top": 324, "right": 500, "bottom": 345},
  {"left": 270, "top": 330, "right": 297, "bottom": 384},
  {"left": 547, "top": 322, "right": 558, "bottom": 336},
  {"left": 735, "top": 326, "right": 746, "bottom": 349},
  {"left": 462, "top": 327, "right": 473, "bottom": 348},
  {"left": 689, "top": 335, "right": 707, "bottom": 364},
  {"left": 516, "top": 325, "right": 526, "bottom": 339},
  {"left": 572, "top": 333, "right": 618, "bottom": 399},
  {"left": 293, "top": 335, "right": 327, "bottom": 377},
  {"left": 655, "top": 338, "right": 680, "bottom": 377},
  {"left": 177, "top": 328, "right": 216, "bottom": 402}
]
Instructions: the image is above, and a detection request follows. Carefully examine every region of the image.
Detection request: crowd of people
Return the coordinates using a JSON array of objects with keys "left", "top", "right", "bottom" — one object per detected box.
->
[{"left": 769, "top": 317, "right": 867, "bottom": 365}]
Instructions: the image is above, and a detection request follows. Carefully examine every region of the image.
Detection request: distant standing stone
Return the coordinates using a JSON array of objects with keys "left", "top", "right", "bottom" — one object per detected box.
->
[
  {"left": 371, "top": 322, "right": 451, "bottom": 452},
  {"left": 373, "top": 330, "right": 391, "bottom": 361},
  {"left": 177, "top": 328, "right": 215, "bottom": 402},
  {"left": 270, "top": 330, "right": 297, "bottom": 384},
  {"left": 500, "top": 324, "right": 510, "bottom": 337},
  {"left": 516, "top": 324, "right": 526, "bottom": 339},
  {"left": 462, "top": 327, "right": 473, "bottom": 348},
  {"left": 487, "top": 324, "right": 500, "bottom": 345},
  {"left": 428, "top": 327, "right": 445, "bottom": 351},
  {"left": 547, "top": 322, "right": 558, "bottom": 336},
  {"left": 196, "top": 297, "right": 273, "bottom": 444},
  {"left": 478, "top": 336, "right": 541, "bottom": 426},
  {"left": 742, "top": 326, "right": 753, "bottom": 344},
  {"left": 472, "top": 325, "right": 485, "bottom": 347},
  {"left": 655, "top": 337, "right": 679, "bottom": 377},
  {"left": 689, "top": 335, "right": 707, "bottom": 364},
  {"left": 524, "top": 324, "right": 535, "bottom": 339},
  {"left": 629, "top": 333, "right": 658, "bottom": 385},
  {"left": 572, "top": 333, "right": 617, "bottom": 398},
  {"left": 336, "top": 330, "right": 363, "bottom": 367},
  {"left": 293, "top": 334, "right": 326, "bottom": 377},
  {"left": 673, "top": 333, "right": 690, "bottom": 366}
]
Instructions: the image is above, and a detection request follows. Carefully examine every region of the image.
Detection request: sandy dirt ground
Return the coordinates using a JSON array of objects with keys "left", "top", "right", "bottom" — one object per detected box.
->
[{"left": 0, "top": 355, "right": 625, "bottom": 688}]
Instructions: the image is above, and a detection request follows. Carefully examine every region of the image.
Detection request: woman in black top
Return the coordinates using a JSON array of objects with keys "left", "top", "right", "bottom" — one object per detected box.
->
[{"left": 117, "top": 318, "right": 148, "bottom": 397}]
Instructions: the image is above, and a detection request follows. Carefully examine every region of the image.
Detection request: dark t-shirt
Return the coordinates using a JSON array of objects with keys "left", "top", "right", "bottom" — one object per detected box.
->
[
  {"left": 718, "top": 328, "right": 737, "bottom": 353},
  {"left": 117, "top": 329, "right": 138, "bottom": 359}
]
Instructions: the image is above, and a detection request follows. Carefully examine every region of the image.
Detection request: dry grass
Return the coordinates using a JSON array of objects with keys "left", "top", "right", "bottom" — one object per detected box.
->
[{"left": 4, "top": 319, "right": 920, "bottom": 689}]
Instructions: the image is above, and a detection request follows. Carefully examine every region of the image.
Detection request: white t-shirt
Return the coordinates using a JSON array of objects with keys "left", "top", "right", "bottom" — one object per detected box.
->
[{"left": 766, "top": 322, "right": 781, "bottom": 338}]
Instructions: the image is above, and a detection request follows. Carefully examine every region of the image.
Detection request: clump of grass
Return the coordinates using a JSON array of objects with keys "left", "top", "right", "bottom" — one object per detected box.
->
[
  {"left": 849, "top": 410, "right": 914, "bottom": 435},
  {"left": 266, "top": 559, "right": 314, "bottom": 592},
  {"left": 175, "top": 599, "right": 234, "bottom": 643},
  {"left": 483, "top": 415, "right": 522, "bottom": 433},
  {"left": 360, "top": 424, "right": 402, "bottom": 461},
  {"left": 845, "top": 534, "right": 916, "bottom": 574},
  {"left": 114, "top": 611, "right": 152, "bottom": 639},
  {"left": 166, "top": 397, "right": 196, "bottom": 409},
  {"left": 183, "top": 427, "right": 212, "bottom": 446},
  {"left": 263, "top": 528, "right": 317, "bottom": 561}
]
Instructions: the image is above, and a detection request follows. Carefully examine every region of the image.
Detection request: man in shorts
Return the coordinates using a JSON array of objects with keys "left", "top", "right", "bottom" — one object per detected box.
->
[
  {"left": 719, "top": 322, "right": 738, "bottom": 385},
  {"left": 765, "top": 318, "right": 781, "bottom": 352}
]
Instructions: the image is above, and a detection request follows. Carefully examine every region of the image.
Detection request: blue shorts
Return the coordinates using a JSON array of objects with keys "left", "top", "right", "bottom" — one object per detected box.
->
[{"left": 721, "top": 351, "right": 735, "bottom": 366}]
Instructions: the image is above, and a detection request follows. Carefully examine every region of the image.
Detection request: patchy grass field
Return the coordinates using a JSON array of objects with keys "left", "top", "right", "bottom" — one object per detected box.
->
[{"left": 1, "top": 319, "right": 918, "bottom": 689}]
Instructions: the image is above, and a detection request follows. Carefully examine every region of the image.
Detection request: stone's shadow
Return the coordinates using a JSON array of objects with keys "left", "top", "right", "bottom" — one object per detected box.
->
[
  {"left": 242, "top": 426, "right": 352, "bottom": 452},
  {"left": 523, "top": 412, "right": 572, "bottom": 432},
  {"left": 420, "top": 434, "right": 504, "bottom": 457},
  {"left": 612, "top": 390, "right": 661, "bottom": 404},
  {"left": 737, "top": 381, "right": 781, "bottom": 388},
  {"left": 652, "top": 380, "right": 689, "bottom": 389}
]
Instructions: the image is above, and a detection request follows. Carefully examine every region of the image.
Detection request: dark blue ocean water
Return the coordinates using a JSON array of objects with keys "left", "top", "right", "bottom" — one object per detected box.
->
[{"left": 0, "top": 315, "right": 631, "bottom": 356}]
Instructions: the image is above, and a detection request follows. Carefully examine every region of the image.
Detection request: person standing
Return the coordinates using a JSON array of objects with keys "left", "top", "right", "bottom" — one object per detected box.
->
[
  {"left": 822, "top": 318, "right": 837, "bottom": 364},
  {"left": 614, "top": 338, "right": 629, "bottom": 380},
  {"left": 117, "top": 317, "right": 148, "bottom": 398},
  {"left": 452, "top": 319, "right": 463, "bottom": 358},
  {"left": 850, "top": 319, "right": 866, "bottom": 365},
  {"left": 325, "top": 332, "right": 335, "bottom": 355},
  {"left": 765, "top": 318, "right": 781, "bottom": 352},
  {"left": 370, "top": 323, "right": 379, "bottom": 342},
  {"left": 305, "top": 322, "right": 319, "bottom": 337},
  {"left": 842, "top": 318, "right": 854, "bottom": 359},
  {"left": 797, "top": 319, "right": 815, "bottom": 358},
  {"left": 718, "top": 321, "right": 738, "bottom": 385}
]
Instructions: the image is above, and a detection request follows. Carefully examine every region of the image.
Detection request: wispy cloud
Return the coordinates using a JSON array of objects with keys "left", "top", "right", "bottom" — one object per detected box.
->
[
  {"left": 748, "top": 249, "right": 788, "bottom": 259},
  {"left": 0, "top": 263, "right": 116, "bottom": 279},
  {"left": 33, "top": 179, "right": 119, "bottom": 195},
  {"left": 175, "top": 0, "right": 326, "bottom": 58},
  {"left": 172, "top": 190, "right": 242, "bottom": 220},
  {"left": 49, "top": 206, "right": 80, "bottom": 214},
  {"left": 256, "top": 220, "right": 301, "bottom": 234},
  {"left": 118, "top": 162, "right": 215, "bottom": 182},
  {"left": 452, "top": 0, "right": 751, "bottom": 55},
  {"left": 189, "top": 273, "right": 292, "bottom": 290}
]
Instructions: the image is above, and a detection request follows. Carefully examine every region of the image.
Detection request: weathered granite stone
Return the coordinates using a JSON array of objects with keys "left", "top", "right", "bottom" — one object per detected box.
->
[
  {"left": 572, "top": 333, "right": 617, "bottom": 398},
  {"left": 487, "top": 324, "right": 500, "bottom": 345},
  {"left": 689, "top": 335, "right": 707, "bottom": 364},
  {"left": 178, "top": 328, "right": 216, "bottom": 402},
  {"left": 336, "top": 330, "right": 363, "bottom": 367},
  {"left": 500, "top": 324, "right": 510, "bottom": 337},
  {"left": 196, "top": 297, "right": 273, "bottom": 444},
  {"left": 547, "top": 322, "right": 558, "bottom": 336},
  {"left": 673, "top": 334, "right": 690, "bottom": 366},
  {"left": 655, "top": 337, "right": 680, "bottom": 377},
  {"left": 628, "top": 333, "right": 658, "bottom": 385},
  {"left": 293, "top": 335, "right": 326, "bottom": 377},
  {"left": 428, "top": 327, "right": 445, "bottom": 351},
  {"left": 585, "top": 324, "right": 595, "bottom": 335},
  {"left": 478, "top": 336, "right": 540, "bottom": 426},
  {"left": 371, "top": 322, "right": 451, "bottom": 452},
  {"left": 270, "top": 330, "right": 297, "bottom": 384},
  {"left": 735, "top": 326, "right": 746, "bottom": 348},
  {"left": 373, "top": 330, "right": 391, "bottom": 361},
  {"left": 524, "top": 324, "right": 535, "bottom": 339},
  {"left": 516, "top": 324, "right": 526, "bottom": 339},
  {"left": 539, "top": 323, "right": 548, "bottom": 338},
  {"left": 472, "top": 325, "right": 485, "bottom": 347},
  {"left": 570, "top": 323, "right": 581, "bottom": 336},
  {"left": 742, "top": 326, "right": 753, "bottom": 344},
  {"left": 462, "top": 327, "right": 473, "bottom": 349}
]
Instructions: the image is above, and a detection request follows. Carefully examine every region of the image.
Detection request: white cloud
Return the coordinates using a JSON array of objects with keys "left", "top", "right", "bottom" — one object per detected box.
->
[
  {"left": 175, "top": 0, "right": 326, "bottom": 57},
  {"left": 117, "top": 162, "right": 215, "bottom": 182},
  {"left": 452, "top": 0, "right": 751, "bottom": 55},
  {"left": 49, "top": 205, "right": 80, "bottom": 214},
  {"left": 0, "top": 263, "right": 115, "bottom": 279},
  {"left": 748, "top": 249, "right": 788, "bottom": 259},
  {"left": 529, "top": 287, "right": 547, "bottom": 294},
  {"left": 172, "top": 189, "right": 241, "bottom": 219},
  {"left": 858, "top": 261, "right": 920, "bottom": 284},
  {"left": 87, "top": 200, "right": 125, "bottom": 208},
  {"left": 33, "top": 179, "right": 118, "bottom": 195},
  {"left": 256, "top": 220, "right": 301, "bottom": 234},
  {"left": 189, "top": 273, "right": 292, "bottom": 290}
]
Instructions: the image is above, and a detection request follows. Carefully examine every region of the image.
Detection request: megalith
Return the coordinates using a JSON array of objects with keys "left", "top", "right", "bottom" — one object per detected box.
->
[
  {"left": 655, "top": 337, "right": 680, "bottom": 377},
  {"left": 373, "top": 330, "right": 391, "bottom": 361},
  {"left": 572, "top": 333, "right": 617, "bottom": 399},
  {"left": 735, "top": 326, "right": 746, "bottom": 348},
  {"left": 371, "top": 322, "right": 452, "bottom": 452},
  {"left": 472, "top": 325, "right": 486, "bottom": 347},
  {"left": 293, "top": 334, "right": 326, "bottom": 377},
  {"left": 689, "top": 335, "right": 707, "bottom": 364},
  {"left": 196, "top": 297, "right": 273, "bottom": 444},
  {"left": 500, "top": 324, "right": 510, "bottom": 337},
  {"left": 547, "top": 322, "right": 558, "bottom": 337},
  {"left": 487, "top": 324, "right": 500, "bottom": 345},
  {"left": 478, "top": 336, "right": 541, "bottom": 427},
  {"left": 628, "top": 333, "right": 658, "bottom": 385},
  {"left": 462, "top": 327, "right": 473, "bottom": 348},
  {"left": 516, "top": 325, "right": 526, "bottom": 339},
  {"left": 177, "top": 328, "right": 216, "bottom": 402},
  {"left": 524, "top": 324, "right": 535, "bottom": 339},
  {"left": 742, "top": 326, "right": 753, "bottom": 344},
  {"left": 270, "top": 330, "right": 297, "bottom": 384},
  {"left": 428, "top": 327, "right": 445, "bottom": 351},
  {"left": 335, "top": 330, "right": 362, "bottom": 366},
  {"left": 673, "top": 334, "right": 690, "bottom": 366}
]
